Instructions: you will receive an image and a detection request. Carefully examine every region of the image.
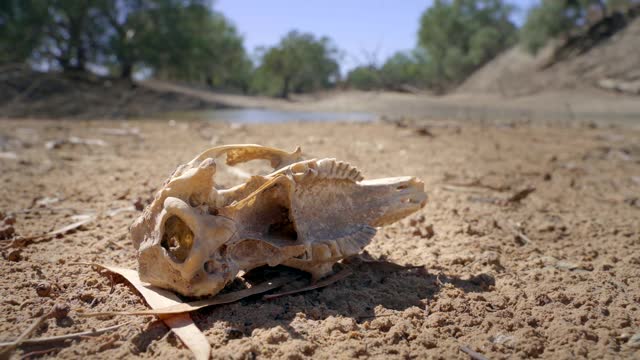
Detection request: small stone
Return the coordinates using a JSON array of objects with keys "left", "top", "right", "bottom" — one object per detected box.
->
[
  {"left": 4, "top": 215, "right": 16, "bottom": 225},
  {"left": 424, "top": 224, "right": 435, "bottom": 238},
  {"left": 7, "top": 250, "right": 21, "bottom": 262},
  {"left": 52, "top": 303, "right": 71, "bottom": 320},
  {"left": 80, "top": 292, "right": 95, "bottom": 303},
  {"left": 36, "top": 282, "right": 52, "bottom": 297},
  {"left": 0, "top": 224, "right": 15, "bottom": 240},
  {"left": 133, "top": 197, "right": 145, "bottom": 211}
]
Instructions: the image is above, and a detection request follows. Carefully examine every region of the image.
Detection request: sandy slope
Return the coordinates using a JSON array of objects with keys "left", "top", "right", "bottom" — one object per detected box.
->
[
  {"left": 1, "top": 118, "right": 639, "bottom": 359},
  {"left": 459, "top": 18, "right": 640, "bottom": 97}
]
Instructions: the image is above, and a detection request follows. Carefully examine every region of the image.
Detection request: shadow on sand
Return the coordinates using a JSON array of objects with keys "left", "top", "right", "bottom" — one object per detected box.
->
[{"left": 125, "top": 252, "right": 495, "bottom": 352}]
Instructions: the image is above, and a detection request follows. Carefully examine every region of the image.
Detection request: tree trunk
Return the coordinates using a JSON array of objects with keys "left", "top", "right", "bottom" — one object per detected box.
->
[
  {"left": 121, "top": 62, "right": 133, "bottom": 79},
  {"left": 280, "top": 76, "right": 290, "bottom": 99}
]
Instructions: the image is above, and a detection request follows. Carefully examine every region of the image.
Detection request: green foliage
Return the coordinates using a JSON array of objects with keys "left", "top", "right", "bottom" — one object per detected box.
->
[
  {"left": 520, "top": 0, "right": 637, "bottom": 54},
  {"left": 253, "top": 31, "right": 340, "bottom": 98},
  {"left": 520, "top": 0, "right": 587, "bottom": 54},
  {"left": 418, "top": 0, "right": 517, "bottom": 89},
  {"left": 0, "top": 0, "right": 250, "bottom": 90},
  {"left": 380, "top": 49, "right": 433, "bottom": 89},
  {"left": 347, "top": 49, "right": 434, "bottom": 91},
  {"left": 0, "top": 1, "right": 48, "bottom": 64},
  {"left": 346, "top": 66, "right": 382, "bottom": 91}
]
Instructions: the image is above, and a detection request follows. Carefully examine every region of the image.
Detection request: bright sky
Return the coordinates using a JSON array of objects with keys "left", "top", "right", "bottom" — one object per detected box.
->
[{"left": 217, "top": 0, "right": 540, "bottom": 73}]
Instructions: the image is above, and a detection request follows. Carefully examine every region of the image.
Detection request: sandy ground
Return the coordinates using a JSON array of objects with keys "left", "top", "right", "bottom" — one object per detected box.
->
[{"left": 1, "top": 117, "right": 640, "bottom": 359}]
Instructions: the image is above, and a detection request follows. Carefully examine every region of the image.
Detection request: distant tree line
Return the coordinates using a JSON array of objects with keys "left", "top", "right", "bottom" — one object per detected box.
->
[
  {"left": 348, "top": 0, "right": 639, "bottom": 93},
  {"left": 1, "top": 0, "right": 638, "bottom": 97},
  {"left": 0, "top": 0, "right": 251, "bottom": 91}
]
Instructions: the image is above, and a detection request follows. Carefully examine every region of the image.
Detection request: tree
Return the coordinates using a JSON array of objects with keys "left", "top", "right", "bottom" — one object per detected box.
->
[
  {"left": 0, "top": 0, "right": 250, "bottom": 89},
  {"left": 379, "top": 49, "right": 433, "bottom": 90},
  {"left": 255, "top": 31, "right": 340, "bottom": 98},
  {"left": 347, "top": 49, "right": 434, "bottom": 91},
  {"left": 0, "top": 1, "right": 48, "bottom": 64},
  {"left": 346, "top": 66, "right": 382, "bottom": 91},
  {"left": 418, "top": 0, "right": 517, "bottom": 89},
  {"left": 36, "top": 0, "right": 117, "bottom": 73},
  {"left": 520, "top": 0, "right": 639, "bottom": 54}
]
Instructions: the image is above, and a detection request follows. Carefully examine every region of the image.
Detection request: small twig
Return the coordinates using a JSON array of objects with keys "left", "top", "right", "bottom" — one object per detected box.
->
[
  {"left": 506, "top": 186, "right": 535, "bottom": 204},
  {"left": 263, "top": 268, "right": 353, "bottom": 300},
  {"left": 459, "top": 345, "right": 489, "bottom": 360},
  {"left": 441, "top": 185, "right": 490, "bottom": 194},
  {"left": 445, "top": 179, "right": 510, "bottom": 192},
  {"left": 0, "top": 311, "right": 50, "bottom": 355},
  {"left": 0, "top": 322, "right": 130, "bottom": 347},
  {"left": 12, "top": 207, "right": 78, "bottom": 215},
  {"left": 20, "top": 347, "right": 60, "bottom": 359},
  {"left": 4, "top": 214, "right": 96, "bottom": 249}
]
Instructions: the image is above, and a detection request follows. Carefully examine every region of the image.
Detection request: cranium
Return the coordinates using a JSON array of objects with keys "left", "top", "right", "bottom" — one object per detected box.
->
[{"left": 131, "top": 145, "right": 427, "bottom": 296}]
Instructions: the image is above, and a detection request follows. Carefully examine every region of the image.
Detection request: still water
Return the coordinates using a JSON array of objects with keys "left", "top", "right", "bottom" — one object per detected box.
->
[{"left": 170, "top": 108, "right": 378, "bottom": 123}]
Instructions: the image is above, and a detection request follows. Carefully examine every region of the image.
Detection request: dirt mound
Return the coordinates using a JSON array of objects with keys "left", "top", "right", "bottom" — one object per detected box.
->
[
  {"left": 0, "top": 66, "right": 222, "bottom": 119},
  {"left": 459, "top": 16, "right": 640, "bottom": 96}
]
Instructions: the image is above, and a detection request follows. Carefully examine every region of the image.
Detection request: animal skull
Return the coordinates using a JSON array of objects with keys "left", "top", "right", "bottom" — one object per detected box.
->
[{"left": 131, "top": 145, "right": 427, "bottom": 296}]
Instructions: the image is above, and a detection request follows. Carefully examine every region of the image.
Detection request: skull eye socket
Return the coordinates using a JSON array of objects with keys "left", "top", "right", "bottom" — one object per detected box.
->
[{"left": 161, "top": 216, "right": 194, "bottom": 262}]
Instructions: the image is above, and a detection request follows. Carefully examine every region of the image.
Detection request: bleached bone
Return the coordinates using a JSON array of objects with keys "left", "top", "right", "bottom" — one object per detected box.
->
[{"left": 131, "top": 144, "right": 427, "bottom": 296}]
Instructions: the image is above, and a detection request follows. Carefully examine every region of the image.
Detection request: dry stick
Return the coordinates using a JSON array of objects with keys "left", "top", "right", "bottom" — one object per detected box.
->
[
  {"left": 0, "top": 311, "right": 50, "bottom": 355},
  {"left": 440, "top": 185, "right": 491, "bottom": 194},
  {"left": 20, "top": 347, "right": 61, "bottom": 359},
  {"left": 506, "top": 186, "right": 536, "bottom": 203},
  {"left": 0, "top": 322, "right": 129, "bottom": 347},
  {"left": 445, "top": 180, "right": 510, "bottom": 192},
  {"left": 459, "top": 345, "right": 490, "bottom": 360},
  {"left": 262, "top": 268, "right": 353, "bottom": 300},
  {"left": 5, "top": 215, "right": 95, "bottom": 249},
  {"left": 31, "top": 215, "right": 95, "bottom": 240}
]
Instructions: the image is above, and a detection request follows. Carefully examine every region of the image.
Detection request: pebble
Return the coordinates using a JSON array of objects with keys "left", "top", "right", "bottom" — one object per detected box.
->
[
  {"left": 7, "top": 250, "right": 22, "bottom": 262},
  {"left": 36, "top": 282, "right": 52, "bottom": 297},
  {"left": 52, "top": 302, "right": 71, "bottom": 320}
]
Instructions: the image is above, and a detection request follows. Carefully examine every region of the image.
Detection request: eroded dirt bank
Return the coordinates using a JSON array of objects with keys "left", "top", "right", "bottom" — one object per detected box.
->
[{"left": 0, "top": 119, "right": 639, "bottom": 359}]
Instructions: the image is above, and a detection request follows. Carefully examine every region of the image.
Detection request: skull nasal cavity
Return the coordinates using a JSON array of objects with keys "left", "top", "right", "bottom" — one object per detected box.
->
[{"left": 161, "top": 216, "right": 194, "bottom": 263}]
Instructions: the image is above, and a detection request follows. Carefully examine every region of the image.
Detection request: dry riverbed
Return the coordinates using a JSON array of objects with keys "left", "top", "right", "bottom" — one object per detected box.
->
[{"left": 1, "top": 118, "right": 639, "bottom": 359}]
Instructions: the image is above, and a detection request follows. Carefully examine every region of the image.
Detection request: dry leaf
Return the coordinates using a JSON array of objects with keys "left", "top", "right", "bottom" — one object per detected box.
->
[
  {"left": 82, "top": 269, "right": 296, "bottom": 316},
  {"left": 82, "top": 264, "right": 211, "bottom": 360}
]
